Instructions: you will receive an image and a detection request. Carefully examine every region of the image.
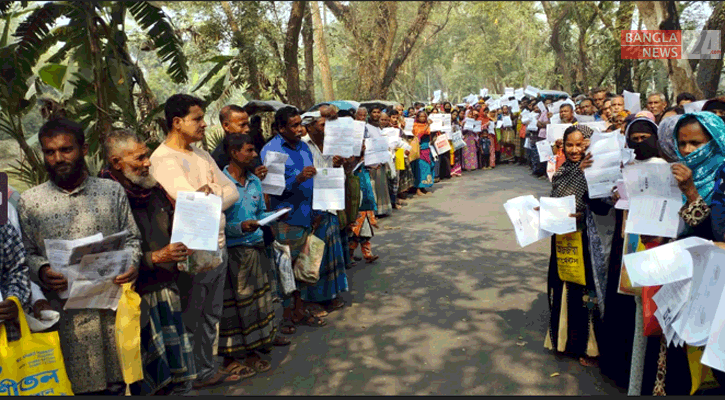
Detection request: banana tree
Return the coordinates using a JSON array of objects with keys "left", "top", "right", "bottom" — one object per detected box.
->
[{"left": 7, "top": 1, "right": 187, "bottom": 158}]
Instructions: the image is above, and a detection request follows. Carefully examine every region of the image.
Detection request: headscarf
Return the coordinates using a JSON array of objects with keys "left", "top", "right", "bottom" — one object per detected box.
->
[
  {"left": 625, "top": 117, "right": 659, "bottom": 161},
  {"left": 673, "top": 112, "right": 725, "bottom": 204},
  {"left": 634, "top": 110, "right": 656, "bottom": 122},
  {"left": 657, "top": 115, "right": 680, "bottom": 162},
  {"left": 551, "top": 125, "right": 594, "bottom": 212},
  {"left": 412, "top": 113, "right": 431, "bottom": 140}
]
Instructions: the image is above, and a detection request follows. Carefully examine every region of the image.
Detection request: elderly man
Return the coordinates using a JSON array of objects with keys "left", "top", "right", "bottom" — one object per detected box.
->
[
  {"left": 99, "top": 130, "right": 196, "bottom": 395},
  {"left": 150, "top": 94, "right": 241, "bottom": 389},
  {"left": 18, "top": 118, "right": 142, "bottom": 395},
  {"left": 354, "top": 106, "right": 368, "bottom": 122},
  {"left": 0, "top": 207, "right": 31, "bottom": 342},
  {"left": 610, "top": 95, "right": 625, "bottom": 116},
  {"left": 300, "top": 105, "right": 349, "bottom": 315},
  {"left": 261, "top": 106, "right": 326, "bottom": 328},
  {"left": 647, "top": 92, "right": 668, "bottom": 124}
]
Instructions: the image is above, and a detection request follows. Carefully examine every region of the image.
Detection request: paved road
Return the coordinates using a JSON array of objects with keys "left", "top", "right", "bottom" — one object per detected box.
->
[{"left": 199, "top": 164, "right": 626, "bottom": 396}]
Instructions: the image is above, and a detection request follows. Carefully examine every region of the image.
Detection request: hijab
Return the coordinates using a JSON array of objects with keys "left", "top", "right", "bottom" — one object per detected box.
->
[
  {"left": 625, "top": 118, "right": 659, "bottom": 161},
  {"left": 551, "top": 125, "right": 594, "bottom": 212},
  {"left": 657, "top": 115, "right": 680, "bottom": 162},
  {"left": 673, "top": 112, "right": 725, "bottom": 204}
]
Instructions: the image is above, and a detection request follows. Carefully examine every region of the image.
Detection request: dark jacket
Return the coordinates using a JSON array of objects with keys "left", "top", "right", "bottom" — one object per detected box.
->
[{"left": 129, "top": 186, "right": 179, "bottom": 296}]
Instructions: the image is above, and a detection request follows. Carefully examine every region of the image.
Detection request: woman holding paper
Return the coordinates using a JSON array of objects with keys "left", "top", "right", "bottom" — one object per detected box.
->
[
  {"left": 411, "top": 110, "right": 435, "bottom": 195},
  {"left": 461, "top": 109, "right": 479, "bottom": 171},
  {"left": 544, "top": 124, "right": 611, "bottom": 368}
]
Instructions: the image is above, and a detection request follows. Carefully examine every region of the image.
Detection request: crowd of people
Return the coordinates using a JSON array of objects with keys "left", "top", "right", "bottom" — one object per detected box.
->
[{"left": 1, "top": 84, "right": 725, "bottom": 396}]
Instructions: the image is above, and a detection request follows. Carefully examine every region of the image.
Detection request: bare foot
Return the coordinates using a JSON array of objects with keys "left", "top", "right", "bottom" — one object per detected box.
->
[{"left": 579, "top": 356, "right": 598, "bottom": 367}]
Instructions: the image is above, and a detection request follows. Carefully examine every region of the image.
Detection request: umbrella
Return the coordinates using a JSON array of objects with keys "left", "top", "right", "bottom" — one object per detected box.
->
[
  {"left": 359, "top": 100, "right": 402, "bottom": 113},
  {"left": 242, "top": 100, "right": 293, "bottom": 116},
  {"left": 307, "top": 100, "right": 360, "bottom": 112}
]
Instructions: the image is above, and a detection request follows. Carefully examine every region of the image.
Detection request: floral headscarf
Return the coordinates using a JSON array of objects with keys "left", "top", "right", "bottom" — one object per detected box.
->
[
  {"left": 673, "top": 112, "right": 725, "bottom": 204},
  {"left": 656, "top": 115, "right": 680, "bottom": 162}
]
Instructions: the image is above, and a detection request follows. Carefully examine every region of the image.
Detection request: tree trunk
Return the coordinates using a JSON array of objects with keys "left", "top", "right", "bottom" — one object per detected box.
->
[
  {"left": 220, "top": 1, "right": 262, "bottom": 99},
  {"left": 85, "top": 7, "right": 113, "bottom": 150},
  {"left": 542, "top": 1, "right": 574, "bottom": 93},
  {"left": 284, "top": 1, "right": 306, "bottom": 108},
  {"left": 696, "top": 1, "right": 725, "bottom": 99},
  {"left": 301, "top": 3, "right": 315, "bottom": 110},
  {"left": 310, "top": 1, "right": 334, "bottom": 101},
  {"left": 635, "top": 1, "right": 703, "bottom": 99},
  {"left": 613, "top": 1, "right": 635, "bottom": 93}
]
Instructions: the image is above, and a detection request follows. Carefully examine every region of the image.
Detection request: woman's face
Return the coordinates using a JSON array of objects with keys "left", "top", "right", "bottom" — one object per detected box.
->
[
  {"left": 416, "top": 112, "right": 428, "bottom": 123},
  {"left": 564, "top": 131, "right": 587, "bottom": 162},
  {"left": 614, "top": 114, "right": 626, "bottom": 128},
  {"left": 630, "top": 131, "right": 652, "bottom": 143},
  {"left": 677, "top": 121, "right": 711, "bottom": 157}
]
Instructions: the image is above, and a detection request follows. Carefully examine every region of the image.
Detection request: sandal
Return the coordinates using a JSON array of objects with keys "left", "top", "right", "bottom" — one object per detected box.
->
[
  {"left": 579, "top": 356, "right": 598, "bottom": 367},
  {"left": 326, "top": 299, "right": 345, "bottom": 312},
  {"left": 293, "top": 310, "right": 327, "bottom": 327},
  {"left": 272, "top": 336, "right": 292, "bottom": 346},
  {"left": 353, "top": 256, "right": 362, "bottom": 261},
  {"left": 220, "top": 361, "right": 256, "bottom": 379},
  {"left": 192, "top": 371, "right": 243, "bottom": 389},
  {"left": 364, "top": 255, "right": 379, "bottom": 263},
  {"left": 280, "top": 321, "right": 297, "bottom": 335},
  {"left": 244, "top": 355, "right": 272, "bottom": 373}
]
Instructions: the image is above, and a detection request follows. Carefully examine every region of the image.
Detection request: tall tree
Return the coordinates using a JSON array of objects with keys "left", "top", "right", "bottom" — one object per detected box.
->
[
  {"left": 310, "top": 0, "right": 334, "bottom": 101},
  {"left": 301, "top": 2, "right": 315, "bottom": 109},
  {"left": 324, "top": 1, "right": 448, "bottom": 100},
  {"left": 284, "top": 1, "right": 305, "bottom": 107},
  {"left": 635, "top": 1, "right": 703, "bottom": 99},
  {"left": 696, "top": 1, "right": 725, "bottom": 98},
  {"left": 541, "top": 1, "right": 575, "bottom": 92}
]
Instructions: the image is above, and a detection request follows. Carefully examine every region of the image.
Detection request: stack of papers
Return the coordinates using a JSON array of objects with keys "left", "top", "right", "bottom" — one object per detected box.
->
[
  {"left": 584, "top": 130, "right": 625, "bottom": 198},
  {"left": 261, "top": 151, "right": 289, "bottom": 196},
  {"left": 170, "top": 191, "right": 222, "bottom": 251},
  {"left": 622, "top": 162, "right": 683, "bottom": 238},
  {"left": 364, "top": 136, "right": 391, "bottom": 166},
  {"left": 503, "top": 195, "right": 553, "bottom": 247},
  {"left": 539, "top": 196, "right": 577, "bottom": 235},
  {"left": 44, "top": 231, "right": 130, "bottom": 309},
  {"left": 624, "top": 239, "right": 725, "bottom": 372}
]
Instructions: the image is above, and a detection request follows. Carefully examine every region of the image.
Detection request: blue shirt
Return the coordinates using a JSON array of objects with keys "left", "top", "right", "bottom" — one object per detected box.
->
[
  {"left": 260, "top": 134, "right": 314, "bottom": 228},
  {"left": 223, "top": 167, "right": 276, "bottom": 247}
]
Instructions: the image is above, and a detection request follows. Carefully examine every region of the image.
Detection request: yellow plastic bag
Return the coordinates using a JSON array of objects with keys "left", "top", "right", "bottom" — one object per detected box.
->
[
  {"left": 687, "top": 345, "right": 720, "bottom": 394},
  {"left": 555, "top": 232, "right": 586, "bottom": 286},
  {"left": 115, "top": 283, "right": 142, "bottom": 384},
  {"left": 0, "top": 296, "right": 74, "bottom": 396}
]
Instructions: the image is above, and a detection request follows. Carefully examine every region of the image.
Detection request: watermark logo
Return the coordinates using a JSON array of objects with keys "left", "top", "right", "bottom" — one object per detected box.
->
[{"left": 621, "top": 30, "right": 721, "bottom": 59}]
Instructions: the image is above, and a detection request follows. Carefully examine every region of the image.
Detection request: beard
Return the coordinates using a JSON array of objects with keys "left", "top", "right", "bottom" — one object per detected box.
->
[
  {"left": 46, "top": 156, "right": 87, "bottom": 188},
  {"left": 122, "top": 165, "right": 157, "bottom": 189}
]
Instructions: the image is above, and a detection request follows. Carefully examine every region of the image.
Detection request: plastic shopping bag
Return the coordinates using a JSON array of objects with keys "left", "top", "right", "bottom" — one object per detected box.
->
[
  {"left": 0, "top": 296, "right": 74, "bottom": 396},
  {"left": 293, "top": 234, "right": 325, "bottom": 285},
  {"left": 272, "top": 241, "right": 297, "bottom": 296},
  {"left": 555, "top": 232, "right": 586, "bottom": 286},
  {"left": 115, "top": 283, "right": 143, "bottom": 384}
]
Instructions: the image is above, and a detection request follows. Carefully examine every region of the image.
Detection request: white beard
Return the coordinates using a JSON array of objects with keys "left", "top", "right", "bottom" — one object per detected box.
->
[{"left": 123, "top": 165, "right": 157, "bottom": 189}]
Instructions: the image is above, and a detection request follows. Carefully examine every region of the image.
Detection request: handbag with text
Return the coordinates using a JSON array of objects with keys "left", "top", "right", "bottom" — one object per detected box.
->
[{"left": 0, "top": 297, "right": 74, "bottom": 396}]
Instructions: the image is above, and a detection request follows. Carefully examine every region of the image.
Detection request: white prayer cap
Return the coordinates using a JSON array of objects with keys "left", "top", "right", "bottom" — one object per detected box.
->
[{"left": 301, "top": 111, "right": 321, "bottom": 126}]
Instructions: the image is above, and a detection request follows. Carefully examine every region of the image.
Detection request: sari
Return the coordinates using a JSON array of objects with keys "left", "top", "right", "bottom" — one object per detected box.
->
[{"left": 412, "top": 122, "right": 434, "bottom": 188}]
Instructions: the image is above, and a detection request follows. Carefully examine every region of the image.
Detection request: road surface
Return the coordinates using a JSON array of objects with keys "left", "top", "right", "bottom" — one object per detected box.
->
[{"left": 198, "top": 163, "right": 626, "bottom": 396}]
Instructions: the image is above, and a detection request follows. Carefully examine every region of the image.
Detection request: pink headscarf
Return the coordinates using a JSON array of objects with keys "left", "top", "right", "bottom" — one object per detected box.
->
[{"left": 634, "top": 110, "right": 656, "bottom": 122}]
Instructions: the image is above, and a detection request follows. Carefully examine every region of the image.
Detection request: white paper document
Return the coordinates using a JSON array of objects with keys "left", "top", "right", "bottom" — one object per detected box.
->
[
  {"left": 429, "top": 114, "right": 445, "bottom": 132},
  {"left": 684, "top": 99, "right": 707, "bottom": 114},
  {"left": 403, "top": 118, "right": 415, "bottom": 136},
  {"left": 614, "top": 179, "right": 630, "bottom": 210},
  {"left": 313, "top": 168, "right": 345, "bottom": 211},
  {"left": 504, "top": 87, "right": 514, "bottom": 97},
  {"left": 504, "top": 195, "right": 553, "bottom": 247},
  {"left": 502, "top": 116, "right": 513, "bottom": 128},
  {"left": 621, "top": 237, "right": 712, "bottom": 287},
  {"left": 537, "top": 101, "right": 547, "bottom": 113},
  {"left": 480, "top": 88, "right": 488, "bottom": 98},
  {"left": 258, "top": 207, "right": 291, "bottom": 226},
  {"left": 701, "top": 248, "right": 725, "bottom": 371},
  {"left": 537, "top": 140, "right": 554, "bottom": 162},
  {"left": 546, "top": 123, "right": 573, "bottom": 143},
  {"left": 434, "top": 134, "right": 451, "bottom": 153},
  {"left": 364, "top": 136, "right": 391, "bottom": 166},
  {"left": 623, "top": 162, "right": 683, "bottom": 237},
  {"left": 351, "top": 120, "right": 366, "bottom": 155},
  {"left": 64, "top": 250, "right": 131, "bottom": 311},
  {"left": 170, "top": 191, "right": 222, "bottom": 251},
  {"left": 524, "top": 86, "right": 540, "bottom": 98},
  {"left": 623, "top": 90, "right": 641, "bottom": 114},
  {"left": 432, "top": 90, "right": 442, "bottom": 103},
  {"left": 450, "top": 128, "right": 466, "bottom": 150},
  {"left": 261, "top": 151, "right": 289, "bottom": 196},
  {"left": 514, "top": 88, "right": 524, "bottom": 101},
  {"left": 323, "top": 117, "right": 354, "bottom": 157},
  {"left": 539, "top": 196, "right": 577, "bottom": 235},
  {"left": 584, "top": 132, "right": 623, "bottom": 198},
  {"left": 580, "top": 121, "right": 609, "bottom": 133}
]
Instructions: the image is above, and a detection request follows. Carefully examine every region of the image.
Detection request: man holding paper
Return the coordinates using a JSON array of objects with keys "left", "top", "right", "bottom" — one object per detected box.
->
[
  {"left": 300, "top": 107, "right": 350, "bottom": 314},
  {"left": 218, "top": 133, "right": 291, "bottom": 380},
  {"left": 261, "top": 106, "right": 327, "bottom": 328},
  {"left": 18, "top": 118, "right": 142, "bottom": 395},
  {"left": 100, "top": 129, "right": 197, "bottom": 395},
  {"left": 150, "top": 94, "right": 241, "bottom": 389}
]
